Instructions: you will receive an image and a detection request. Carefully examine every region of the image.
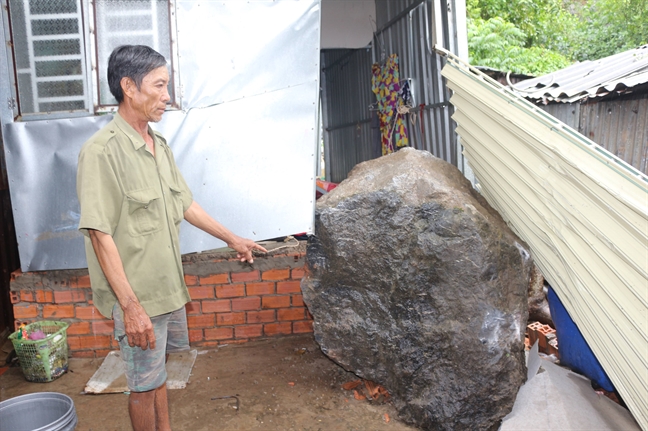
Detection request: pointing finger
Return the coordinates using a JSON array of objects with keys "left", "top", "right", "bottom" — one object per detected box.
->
[{"left": 254, "top": 244, "right": 268, "bottom": 253}]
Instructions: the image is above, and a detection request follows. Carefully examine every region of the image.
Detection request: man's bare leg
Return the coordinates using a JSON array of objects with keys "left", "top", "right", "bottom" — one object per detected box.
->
[
  {"left": 154, "top": 383, "right": 171, "bottom": 431},
  {"left": 129, "top": 390, "right": 156, "bottom": 431},
  {"left": 129, "top": 383, "right": 170, "bottom": 431}
]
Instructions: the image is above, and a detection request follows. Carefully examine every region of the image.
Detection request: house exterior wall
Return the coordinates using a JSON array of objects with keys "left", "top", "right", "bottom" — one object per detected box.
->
[
  {"left": 539, "top": 93, "right": 648, "bottom": 175},
  {"left": 579, "top": 95, "right": 648, "bottom": 174},
  {"left": 539, "top": 104, "right": 581, "bottom": 131},
  {"left": 10, "top": 245, "right": 312, "bottom": 358},
  {"left": 321, "top": 48, "right": 377, "bottom": 183}
]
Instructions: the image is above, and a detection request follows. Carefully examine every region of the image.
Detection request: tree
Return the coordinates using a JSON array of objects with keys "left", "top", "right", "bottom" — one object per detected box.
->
[
  {"left": 467, "top": 17, "right": 572, "bottom": 75},
  {"left": 467, "top": 0, "right": 576, "bottom": 52},
  {"left": 570, "top": 0, "right": 648, "bottom": 61},
  {"left": 467, "top": 0, "right": 648, "bottom": 74}
]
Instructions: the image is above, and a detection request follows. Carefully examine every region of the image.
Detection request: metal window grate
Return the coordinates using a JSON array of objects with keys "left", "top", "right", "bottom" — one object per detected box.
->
[
  {"left": 95, "top": 0, "right": 173, "bottom": 106},
  {"left": 8, "top": 0, "right": 90, "bottom": 115}
]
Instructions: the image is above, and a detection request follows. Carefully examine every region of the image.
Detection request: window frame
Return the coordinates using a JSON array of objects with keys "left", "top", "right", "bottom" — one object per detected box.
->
[
  {"left": 90, "top": 0, "right": 181, "bottom": 113},
  {"left": 1, "top": 0, "right": 20, "bottom": 120},
  {"left": 4, "top": 0, "right": 95, "bottom": 121},
  {"left": 2, "top": 0, "right": 181, "bottom": 121}
]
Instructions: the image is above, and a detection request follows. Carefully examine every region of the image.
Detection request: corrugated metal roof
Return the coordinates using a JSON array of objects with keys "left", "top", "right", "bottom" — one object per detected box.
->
[
  {"left": 511, "top": 45, "right": 648, "bottom": 103},
  {"left": 439, "top": 48, "right": 648, "bottom": 430}
]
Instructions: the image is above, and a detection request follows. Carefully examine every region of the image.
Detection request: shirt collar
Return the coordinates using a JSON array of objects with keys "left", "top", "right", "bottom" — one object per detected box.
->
[{"left": 113, "top": 111, "right": 156, "bottom": 151}]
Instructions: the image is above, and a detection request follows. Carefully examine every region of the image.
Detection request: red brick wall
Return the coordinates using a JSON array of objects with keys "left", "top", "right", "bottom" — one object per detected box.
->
[{"left": 10, "top": 243, "right": 312, "bottom": 358}]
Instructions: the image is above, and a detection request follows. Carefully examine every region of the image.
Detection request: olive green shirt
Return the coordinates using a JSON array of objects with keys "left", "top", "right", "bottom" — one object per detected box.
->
[{"left": 77, "top": 112, "right": 193, "bottom": 318}]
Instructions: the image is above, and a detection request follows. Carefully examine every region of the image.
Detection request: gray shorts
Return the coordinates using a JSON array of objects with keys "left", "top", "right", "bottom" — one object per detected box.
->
[{"left": 113, "top": 303, "right": 189, "bottom": 392}]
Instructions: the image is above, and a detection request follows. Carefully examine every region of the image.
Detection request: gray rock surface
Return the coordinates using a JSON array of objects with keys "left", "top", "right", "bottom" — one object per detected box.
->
[
  {"left": 301, "top": 148, "right": 532, "bottom": 431},
  {"left": 528, "top": 264, "right": 553, "bottom": 326}
]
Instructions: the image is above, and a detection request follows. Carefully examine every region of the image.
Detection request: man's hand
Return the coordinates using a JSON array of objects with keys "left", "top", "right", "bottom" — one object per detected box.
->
[
  {"left": 88, "top": 229, "right": 156, "bottom": 350},
  {"left": 121, "top": 298, "right": 156, "bottom": 350},
  {"left": 229, "top": 237, "right": 268, "bottom": 264}
]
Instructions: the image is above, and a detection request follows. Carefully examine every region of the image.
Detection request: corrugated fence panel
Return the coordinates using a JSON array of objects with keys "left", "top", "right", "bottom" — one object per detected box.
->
[
  {"left": 579, "top": 96, "right": 648, "bottom": 175},
  {"left": 322, "top": 48, "right": 376, "bottom": 183},
  {"left": 539, "top": 104, "right": 580, "bottom": 131},
  {"left": 374, "top": 0, "right": 456, "bottom": 165},
  {"left": 322, "top": 0, "right": 462, "bottom": 183}
]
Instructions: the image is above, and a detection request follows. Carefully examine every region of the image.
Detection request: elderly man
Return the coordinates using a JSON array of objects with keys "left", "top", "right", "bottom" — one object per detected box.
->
[{"left": 77, "top": 45, "right": 267, "bottom": 431}]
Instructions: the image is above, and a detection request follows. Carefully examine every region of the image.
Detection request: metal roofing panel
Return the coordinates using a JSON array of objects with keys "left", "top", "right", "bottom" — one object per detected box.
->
[
  {"left": 511, "top": 45, "right": 648, "bottom": 103},
  {"left": 440, "top": 49, "right": 648, "bottom": 430},
  {"left": 598, "top": 70, "right": 648, "bottom": 94}
]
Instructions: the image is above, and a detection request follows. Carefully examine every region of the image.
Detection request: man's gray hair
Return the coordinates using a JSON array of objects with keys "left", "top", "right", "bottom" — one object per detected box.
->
[{"left": 108, "top": 45, "right": 167, "bottom": 103}]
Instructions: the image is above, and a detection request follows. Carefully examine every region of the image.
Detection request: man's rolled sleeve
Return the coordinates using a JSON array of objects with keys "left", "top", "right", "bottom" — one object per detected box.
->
[
  {"left": 165, "top": 146, "right": 193, "bottom": 212},
  {"left": 177, "top": 170, "right": 194, "bottom": 212},
  {"left": 77, "top": 145, "right": 122, "bottom": 236}
]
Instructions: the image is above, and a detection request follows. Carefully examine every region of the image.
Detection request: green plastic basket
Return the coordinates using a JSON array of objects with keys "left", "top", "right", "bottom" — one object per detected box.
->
[{"left": 9, "top": 321, "right": 70, "bottom": 383}]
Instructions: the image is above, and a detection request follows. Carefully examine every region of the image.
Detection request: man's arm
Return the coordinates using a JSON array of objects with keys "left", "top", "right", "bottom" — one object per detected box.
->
[
  {"left": 88, "top": 229, "right": 156, "bottom": 350},
  {"left": 183, "top": 201, "right": 268, "bottom": 263}
]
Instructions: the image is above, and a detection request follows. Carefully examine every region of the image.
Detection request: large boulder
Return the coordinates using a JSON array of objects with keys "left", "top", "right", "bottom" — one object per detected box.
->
[
  {"left": 301, "top": 148, "right": 532, "bottom": 431},
  {"left": 528, "top": 264, "right": 553, "bottom": 326}
]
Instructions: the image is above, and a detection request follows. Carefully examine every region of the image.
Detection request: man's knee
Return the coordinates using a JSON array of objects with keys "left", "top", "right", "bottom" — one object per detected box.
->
[{"left": 130, "top": 387, "right": 157, "bottom": 403}]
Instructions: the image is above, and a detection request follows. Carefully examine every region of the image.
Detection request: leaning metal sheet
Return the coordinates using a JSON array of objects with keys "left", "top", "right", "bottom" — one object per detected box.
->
[{"left": 1, "top": 0, "right": 320, "bottom": 271}]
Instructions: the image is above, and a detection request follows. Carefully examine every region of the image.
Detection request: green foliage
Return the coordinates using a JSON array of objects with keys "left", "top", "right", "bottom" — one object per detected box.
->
[
  {"left": 512, "top": 47, "right": 573, "bottom": 75},
  {"left": 467, "top": 0, "right": 648, "bottom": 74},
  {"left": 468, "top": 17, "right": 572, "bottom": 75},
  {"left": 570, "top": 0, "right": 648, "bottom": 61},
  {"left": 467, "top": 0, "right": 576, "bottom": 51},
  {"left": 468, "top": 17, "right": 525, "bottom": 57}
]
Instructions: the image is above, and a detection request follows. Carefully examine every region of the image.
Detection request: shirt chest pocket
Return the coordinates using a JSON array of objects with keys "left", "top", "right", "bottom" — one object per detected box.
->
[{"left": 126, "top": 188, "right": 164, "bottom": 236}]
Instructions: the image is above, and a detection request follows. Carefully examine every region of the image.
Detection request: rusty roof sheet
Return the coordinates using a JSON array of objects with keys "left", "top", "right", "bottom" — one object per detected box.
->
[{"left": 510, "top": 45, "right": 648, "bottom": 104}]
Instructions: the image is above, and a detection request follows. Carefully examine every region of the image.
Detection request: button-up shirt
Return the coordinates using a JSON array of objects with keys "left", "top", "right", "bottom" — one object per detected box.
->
[{"left": 77, "top": 112, "right": 193, "bottom": 318}]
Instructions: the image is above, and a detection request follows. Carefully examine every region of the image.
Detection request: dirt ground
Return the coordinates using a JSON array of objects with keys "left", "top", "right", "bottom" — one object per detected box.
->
[{"left": 0, "top": 334, "right": 417, "bottom": 431}]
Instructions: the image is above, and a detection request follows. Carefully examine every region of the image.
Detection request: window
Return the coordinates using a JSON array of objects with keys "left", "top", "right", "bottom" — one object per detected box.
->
[
  {"left": 94, "top": 0, "right": 174, "bottom": 107},
  {"left": 8, "top": 0, "right": 90, "bottom": 116},
  {"left": 6, "top": 0, "right": 176, "bottom": 119}
]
